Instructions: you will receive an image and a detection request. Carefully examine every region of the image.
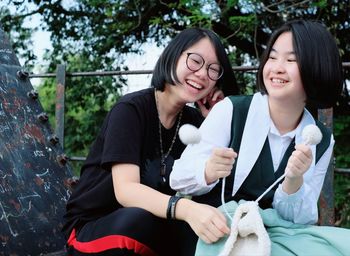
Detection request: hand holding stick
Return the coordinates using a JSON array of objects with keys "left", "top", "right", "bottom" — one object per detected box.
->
[{"left": 255, "top": 124, "right": 323, "bottom": 203}]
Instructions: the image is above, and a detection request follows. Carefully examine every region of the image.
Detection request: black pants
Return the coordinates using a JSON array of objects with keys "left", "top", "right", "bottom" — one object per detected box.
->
[{"left": 66, "top": 207, "right": 198, "bottom": 256}]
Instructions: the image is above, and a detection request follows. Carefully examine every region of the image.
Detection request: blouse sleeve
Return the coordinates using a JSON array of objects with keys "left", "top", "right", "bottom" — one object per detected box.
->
[
  {"left": 272, "top": 135, "right": 335, "bottom": 224},
  {"left": 170, "top": 98, "right": 233, "bottom": 195}
]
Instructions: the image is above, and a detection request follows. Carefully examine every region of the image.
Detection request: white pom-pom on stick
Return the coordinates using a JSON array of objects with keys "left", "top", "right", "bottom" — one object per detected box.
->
[
  {"left": 302, "top": 124, "right": 323, "bottom": 146},
  {"left": 179, "top": 124, "right": 201, "bottom": 145},
  {"left": 255, "top": 124, "right": 322, "bottom": 203},
  {"left": 176, "top": 124, "right": 201, "bottom": 200},
  {"left": 178, "top": 123, "right": 233, "bottom": 221}
]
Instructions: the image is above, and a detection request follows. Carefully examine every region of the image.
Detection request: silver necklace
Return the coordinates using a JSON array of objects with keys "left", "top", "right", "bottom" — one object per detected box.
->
[{"left": 154, "top": 88, "right": 183, "bottom": 184}]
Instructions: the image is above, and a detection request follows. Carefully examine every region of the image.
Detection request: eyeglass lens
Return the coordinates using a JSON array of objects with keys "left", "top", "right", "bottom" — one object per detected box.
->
[{"left": 186, "top": 53, "right": 223, "bottom": 80}]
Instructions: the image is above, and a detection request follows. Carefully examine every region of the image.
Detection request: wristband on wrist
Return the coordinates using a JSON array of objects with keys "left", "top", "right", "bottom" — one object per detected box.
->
[{"left": 166, "top": 195, "right": 182, "bottom": 220}]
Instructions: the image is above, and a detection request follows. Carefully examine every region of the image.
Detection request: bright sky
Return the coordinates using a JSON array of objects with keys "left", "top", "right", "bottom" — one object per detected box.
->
[
  {"left": 3, "top": 1, "right": 164, "bottom": 92},
  {"left": 121, "top": 44, "right": 164, "bottom": 93},
  {"left": 4, "top": 2, "right": 349, "bottom": 92},
  {"left": 30, "top": 28, "right": 163, "bottom": 93}
]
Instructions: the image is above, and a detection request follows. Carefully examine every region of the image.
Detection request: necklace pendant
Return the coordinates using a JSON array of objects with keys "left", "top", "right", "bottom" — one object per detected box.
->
[
  {"left": 160, "top": 162, "right": 167, "bottom": 183},
  {"left": 160, "top": 162, "right": 166, "bottom": 176}
]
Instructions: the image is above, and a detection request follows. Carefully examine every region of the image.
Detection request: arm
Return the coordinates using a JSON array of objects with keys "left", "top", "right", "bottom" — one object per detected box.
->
[
  {"left": 112, "top": 163, "right": 230, "bottom": 243},
  {"left": 170, "top": 98, "right": 234, "bottom": 195},
  {"left": 273, "top": 136, "right": 335, "bottom": 224},
  {"left": 196, "top": 87, "right": 224, "bottom": 117},
  {"left": 112, "top": 163, "right": 169, "bottom": 217},
  {"left": 107, "top": 95, "right": 229, "bottom": 243}
]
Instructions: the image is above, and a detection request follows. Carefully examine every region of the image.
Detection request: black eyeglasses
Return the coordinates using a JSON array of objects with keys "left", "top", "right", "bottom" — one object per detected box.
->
[{"left": 185, "top": 52, "right": 224, "bottom": 81}]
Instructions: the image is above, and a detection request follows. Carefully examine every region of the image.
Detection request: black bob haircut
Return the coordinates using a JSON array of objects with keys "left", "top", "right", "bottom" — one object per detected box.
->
[
  {"left": 257, "top": 20, "right": 343, "bottom": 109},
  {"left": 151, "top": 28, "right": 239, "bottom": 96}
]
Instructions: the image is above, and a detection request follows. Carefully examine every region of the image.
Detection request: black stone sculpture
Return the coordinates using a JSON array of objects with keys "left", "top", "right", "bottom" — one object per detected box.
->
[{"left": 0, "top": 24, "right": 73, "bottom": 255}]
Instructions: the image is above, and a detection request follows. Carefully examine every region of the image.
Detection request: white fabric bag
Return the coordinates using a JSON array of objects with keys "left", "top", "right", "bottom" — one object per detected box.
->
[{"left": 219, "top": 201, "right": 271, "bottom": 256}]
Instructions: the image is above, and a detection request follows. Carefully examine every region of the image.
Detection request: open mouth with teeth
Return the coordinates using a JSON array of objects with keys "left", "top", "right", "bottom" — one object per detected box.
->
[
  {"left": 270, "top": 78, "right": 288, "bottom": 85},
  {"left": 186, "top": 79, "right": 203, "bottom": 90}
]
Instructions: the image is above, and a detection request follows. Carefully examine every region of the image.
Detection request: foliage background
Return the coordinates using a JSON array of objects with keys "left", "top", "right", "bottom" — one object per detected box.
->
[{"left": 1, "top": 0, "right": 349, "bottom": 227}]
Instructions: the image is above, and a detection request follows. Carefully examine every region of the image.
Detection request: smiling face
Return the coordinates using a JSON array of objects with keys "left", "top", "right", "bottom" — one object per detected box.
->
[
  {"left": 170, "top": 38, "right": 219, "bottom": 103},
  {"left": 262, "top": 32, "right": 306, "bottom": 106}
]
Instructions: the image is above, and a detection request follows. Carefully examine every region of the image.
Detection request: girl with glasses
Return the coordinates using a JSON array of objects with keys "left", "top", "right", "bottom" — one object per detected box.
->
[
  {"left": 171, "top": 20, "right": 350, "bottom": 255},
  {"left": 62, "top": 27, "right": 239, "bottom": 256}
]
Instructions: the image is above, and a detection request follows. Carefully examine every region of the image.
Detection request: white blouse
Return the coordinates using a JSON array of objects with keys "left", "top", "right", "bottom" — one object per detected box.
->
[{"left": 170, "top": 93, "right": 334, "bottom": 225}]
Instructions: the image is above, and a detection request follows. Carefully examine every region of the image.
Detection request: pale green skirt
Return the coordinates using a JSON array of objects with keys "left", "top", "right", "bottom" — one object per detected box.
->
[{"left": 195, "top": 200, "right": 350, "bottom": 256}]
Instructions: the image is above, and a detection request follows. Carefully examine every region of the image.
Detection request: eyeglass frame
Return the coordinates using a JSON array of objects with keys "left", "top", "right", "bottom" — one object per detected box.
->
[{"left": 185, "top": 52, "right": 224, "bottom": 81}]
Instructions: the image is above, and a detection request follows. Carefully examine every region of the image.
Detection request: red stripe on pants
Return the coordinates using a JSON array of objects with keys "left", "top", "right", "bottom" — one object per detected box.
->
[{"left": 67, "top": 229, "right": 157, "bottom": 255}]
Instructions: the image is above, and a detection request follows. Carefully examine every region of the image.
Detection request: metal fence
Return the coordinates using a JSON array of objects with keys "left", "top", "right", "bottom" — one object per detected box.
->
[
  {"left": 28, "top": 63, "right": 350, "bottom": 162},
  {"left": 28, "top": 63, "right": 350, "bottom": 226},
  {"left": 28, "top": 63, "right": 350, "bottom": 169}
]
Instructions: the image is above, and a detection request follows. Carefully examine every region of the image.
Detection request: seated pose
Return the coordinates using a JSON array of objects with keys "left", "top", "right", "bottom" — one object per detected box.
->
[
  {"left": 171, "top": 20, "right": 347, "bottom": 254},
  {"left": 62, "top": 27, "right": 239, "bottom": 256}
]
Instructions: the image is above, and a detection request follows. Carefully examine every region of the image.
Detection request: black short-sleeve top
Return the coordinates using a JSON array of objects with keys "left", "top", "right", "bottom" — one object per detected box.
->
[{"left": 62, "top": 87, "right": 204, "bottom": 237}]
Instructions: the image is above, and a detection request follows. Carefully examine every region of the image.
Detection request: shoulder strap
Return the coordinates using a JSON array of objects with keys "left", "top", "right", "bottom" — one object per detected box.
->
[
  {"left": 315, "top": 120, "right": 332, "bottom": 163},
  {"left": 227, "top": 95, "right": 253, "bottom": 149}
]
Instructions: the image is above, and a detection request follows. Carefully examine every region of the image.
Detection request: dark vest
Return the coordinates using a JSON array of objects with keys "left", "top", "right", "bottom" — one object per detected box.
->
[{"left": 193, "top": 95, "right": 331, "bottom": 209}]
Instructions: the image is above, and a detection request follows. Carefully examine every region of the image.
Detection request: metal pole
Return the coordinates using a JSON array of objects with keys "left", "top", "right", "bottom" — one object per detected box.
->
[
  {"left": 318, "top": 108, "right": 335, "bottom": 226},
  {"left": 55, "top": 64, "right": 66, "bottom": 150}
]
